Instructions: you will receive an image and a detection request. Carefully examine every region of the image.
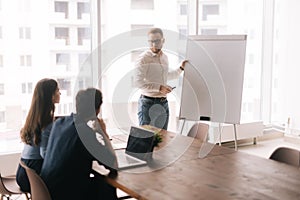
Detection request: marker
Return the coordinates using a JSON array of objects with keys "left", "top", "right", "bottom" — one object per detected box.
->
[{"left": 172, "top": 86, "right": 176, "bottom": 90}]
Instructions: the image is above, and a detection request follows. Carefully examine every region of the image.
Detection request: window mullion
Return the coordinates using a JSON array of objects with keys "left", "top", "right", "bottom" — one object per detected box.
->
[{"left": 260, "top": 0, "right": 275, "bottom": 125}]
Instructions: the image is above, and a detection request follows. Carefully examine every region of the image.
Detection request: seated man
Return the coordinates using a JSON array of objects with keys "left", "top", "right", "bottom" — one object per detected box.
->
[{"left": 40, "top": 88, "right": 118, "bottom": 200}]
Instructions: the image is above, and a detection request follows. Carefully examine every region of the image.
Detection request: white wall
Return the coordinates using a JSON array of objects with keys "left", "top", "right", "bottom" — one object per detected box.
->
[{"left": 0, "top": 153, "right": 21, "bottom": 176}]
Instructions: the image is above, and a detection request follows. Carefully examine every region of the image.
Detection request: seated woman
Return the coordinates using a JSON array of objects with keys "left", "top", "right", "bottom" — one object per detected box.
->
[{"left": 16, "top": 78, "right": 60, "bottom": 192}]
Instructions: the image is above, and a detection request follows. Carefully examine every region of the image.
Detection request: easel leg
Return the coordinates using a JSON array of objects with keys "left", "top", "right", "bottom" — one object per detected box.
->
[
  {"left": 253, "top": 137, "right": 257, "bottom": 145},
  {"left": 180, "top": 118, "right": 186, "bottom": 135},
  {"left": 233, "top": 124, "right": 238, "bottom": 151},
  {"left": 218, "top": 123, "right": 222, "bottom": 146}
]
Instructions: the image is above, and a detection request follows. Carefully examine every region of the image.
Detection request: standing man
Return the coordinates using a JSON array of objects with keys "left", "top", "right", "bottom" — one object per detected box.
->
[{"left": 135, "top": 27, "right": 187, "bottom": 130}]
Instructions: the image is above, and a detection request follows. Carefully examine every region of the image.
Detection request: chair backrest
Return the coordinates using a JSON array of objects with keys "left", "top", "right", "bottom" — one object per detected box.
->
[
  {"left": 20, "top": 161, "right": 52, "bottom": 200},
  {"left": 0, "top": 173, "right": 12, "bottom": 196},
  {"left": 187, "top": 122, "right": 209, "bottom": 142},
  {"left": 269, "top": 147, "right": 300, "bottom": 167},
  {"left": 0, "top": 172, "right": 29, "bottom": 200}
]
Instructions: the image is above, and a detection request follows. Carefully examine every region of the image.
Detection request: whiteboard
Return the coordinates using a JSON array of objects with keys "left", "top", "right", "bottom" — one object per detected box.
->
[{"left": 179, "top": 35, "right": 247, "bottom": 124}]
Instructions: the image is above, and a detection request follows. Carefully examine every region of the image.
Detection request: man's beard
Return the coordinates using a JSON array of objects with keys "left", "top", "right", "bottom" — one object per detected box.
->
[{"left": 151, "top": 48, "right": 161, "bottom": 53}]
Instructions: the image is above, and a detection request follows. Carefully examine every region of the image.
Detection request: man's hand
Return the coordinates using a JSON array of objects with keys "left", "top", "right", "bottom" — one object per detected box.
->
[
  {"left": 181, "top": 60, "right": 188, "bottom": 70},
  {"left": 159, "top": 85, "right": 172, "bottom": 95},
  {"left": 98, "top": 118, "right": 110, "bottom": 139}
]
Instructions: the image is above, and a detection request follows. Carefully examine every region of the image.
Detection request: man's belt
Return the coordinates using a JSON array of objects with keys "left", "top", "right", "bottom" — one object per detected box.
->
[{"left": 140, "top": 95, "right": 167, "bottom": 101}]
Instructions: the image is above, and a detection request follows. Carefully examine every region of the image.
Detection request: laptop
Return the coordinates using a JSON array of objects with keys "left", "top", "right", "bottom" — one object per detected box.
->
[{"left": 114, "top": 126, "right": 155, "bottom": 170}]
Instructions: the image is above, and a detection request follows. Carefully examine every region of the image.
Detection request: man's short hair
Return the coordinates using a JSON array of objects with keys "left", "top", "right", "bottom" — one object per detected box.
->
[
  {"left": 76, "top": 88, "right": 103, "bottom": 120},
  {"left": 148, "top": 27, "right": 164, "bottom": 37}
]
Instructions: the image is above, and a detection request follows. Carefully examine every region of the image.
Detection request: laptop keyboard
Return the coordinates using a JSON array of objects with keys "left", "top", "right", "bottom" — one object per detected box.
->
[{"left": 118, "top": 153, "right": 141, "bottom": 164}]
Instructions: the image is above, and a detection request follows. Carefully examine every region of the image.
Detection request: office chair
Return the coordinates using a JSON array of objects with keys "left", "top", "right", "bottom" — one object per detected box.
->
[
  {"left": 269, "top": 147, "right": 300, "bottom": 167},
  {"left": 187, "top": 122, "right": 209, "bottom": 142},
  {"left": 19, "top": 161, "right": 52, "bottom": 200},
  {"left": 0, "top": 173, "right": 30, "bottom": 200}
]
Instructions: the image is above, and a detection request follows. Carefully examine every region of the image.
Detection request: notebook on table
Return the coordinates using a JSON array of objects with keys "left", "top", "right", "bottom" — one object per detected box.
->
[{"left": 115, "top": 126, "right": 155, "bottom": 170}]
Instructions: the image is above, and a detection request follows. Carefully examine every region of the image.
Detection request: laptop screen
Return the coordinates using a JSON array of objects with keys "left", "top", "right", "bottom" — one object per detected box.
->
[{"left": 125, "top": 126, "right": 155, "bottom": 161}]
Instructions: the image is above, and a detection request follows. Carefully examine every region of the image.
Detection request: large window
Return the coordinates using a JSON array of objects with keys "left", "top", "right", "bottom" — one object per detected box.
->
[
  {"left": 196, "top": 0, "right": 263, "bottom": 124},
  {"left": 100, "top": 0, "right": 188, "bottom": 132},
  {"left": 0, "top": 0, "right": 93, "bottom": 154},
  {"left": 98, "top": 0, "right": 294, "bottom": 133},
  {"left": 1, "top": 0, "right": 300, "bottom": 154},
  {"left": 271, "top": 0, "right": 300, "bottom": 133}
]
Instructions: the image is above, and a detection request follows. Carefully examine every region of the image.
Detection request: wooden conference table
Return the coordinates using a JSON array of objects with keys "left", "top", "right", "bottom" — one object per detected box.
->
[{"left": 94, "top": 128, "right": 300, "bottom": 200}]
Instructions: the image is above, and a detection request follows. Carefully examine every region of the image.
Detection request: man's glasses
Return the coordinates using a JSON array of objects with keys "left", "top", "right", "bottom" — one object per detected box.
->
[{"left": 148, "top": 38, "right": 163, "bottom": 44}]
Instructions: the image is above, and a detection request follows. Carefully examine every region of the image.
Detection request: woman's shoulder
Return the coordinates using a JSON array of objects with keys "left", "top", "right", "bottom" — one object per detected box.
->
[{"left": 44, "top": 123, "right": 53, "bottom": 131}]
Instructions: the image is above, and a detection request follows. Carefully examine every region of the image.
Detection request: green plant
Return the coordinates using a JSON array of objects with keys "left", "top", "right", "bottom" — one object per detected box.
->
[
  {"left": 153, "top": 132, "right": 163, "bottom": 147},
  {"left": 142, "top": 125, "right": 163, "bottom": 147}
]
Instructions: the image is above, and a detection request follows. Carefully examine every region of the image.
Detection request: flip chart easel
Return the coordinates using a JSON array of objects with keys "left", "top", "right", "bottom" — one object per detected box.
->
[{"left": 179, "top": 35, "right": 247, "bottom": 150}]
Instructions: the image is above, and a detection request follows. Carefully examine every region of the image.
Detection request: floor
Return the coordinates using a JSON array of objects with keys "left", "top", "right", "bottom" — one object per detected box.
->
[
  {"left": 237, "top": 135, "right": 300, "bottom": 158},
  {"left": 8, "top": 134, "right": 300, "bottom": 200}
]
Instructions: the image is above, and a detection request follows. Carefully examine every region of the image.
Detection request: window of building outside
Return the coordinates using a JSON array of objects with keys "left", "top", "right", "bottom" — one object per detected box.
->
[
  {"left": 200, "top": 28, "right": 218, "bottom": 35},
  {"left": 21, "top": 83, "right": 26, "bottom": 93},
  {"left": 22, "top": 82, "right": 33, "bottom": 94},
  {"left": 178, "top": 27, "right": 187, "bottom": 39},
  {"left": 19, "top": 27, "right": 31, "bottom": 39},
  {"left": 0, "top": 111, "right": 5, "bottom": 123},
  {"left": 18, "top": 0, "right": 30, "bottom": 12},
  {"left": 28, "top": 82, "right": 33, "bottom": 93},
  {"left": 77, "top": 2, "right": 89, "bottom": 19},
  {"left": 55, "top": 27, "right": 69, "bottom": 45},
  {"left": 57, "top": 78, "right": 71, "bottom": 96},
  {"left": 77, "top": 27, "right": 90, "bottom": 45},
  {"left": 179, "top": 3, "right": 187, "bottom": 15},
  {"left": 0, "top": 55, "right": 3, "bottom": 67},
  {"left": 131, "top": 0, "right": 154, "bottom": 10},
  {"left": 20, "top": 55, "right": 32, "bottom": 66},
  {"left": 0, "top": 0, "right": 93, "bottom": 154},
  {"left": 55, "top": 1, "right": 68, "bottom": 18},
  {"left": 56, "top": 53, "right": 70, "bottom": 66},
  {"left": 202, "top": 4, "right": 219, "bottom": 21},
  {"left": 78, "top": 53, "right": 89, "bottom": 66},
  {"left": 0, "top": 83, "right": 4, "bottom": 95},
  {"left": 130, "top": 24, "right": 154, "bottom": 36}
]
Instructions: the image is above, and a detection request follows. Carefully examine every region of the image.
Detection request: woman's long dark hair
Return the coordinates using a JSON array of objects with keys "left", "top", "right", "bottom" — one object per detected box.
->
[{"left": 20, "top": 78, "right": 58, "bottom": 145}]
